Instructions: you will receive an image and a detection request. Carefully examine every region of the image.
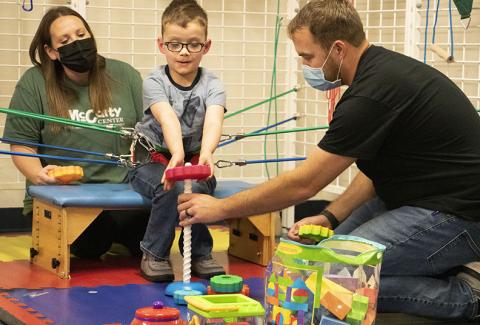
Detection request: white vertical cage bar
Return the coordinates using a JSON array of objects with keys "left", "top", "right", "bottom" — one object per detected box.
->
[
  {"left": 281, "top": 0, "right": 301, "bottom": 231},
  {"left": 405, "top": 0, "right": 421, "bottom": 58}
]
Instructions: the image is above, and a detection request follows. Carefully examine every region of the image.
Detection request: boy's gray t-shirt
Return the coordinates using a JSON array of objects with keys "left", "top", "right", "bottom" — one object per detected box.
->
[{"left": 137, "top": 65, "right": 226, "bottom": 154}]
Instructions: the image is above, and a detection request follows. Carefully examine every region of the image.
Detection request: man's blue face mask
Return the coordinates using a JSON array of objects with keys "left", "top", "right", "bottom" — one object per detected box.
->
[{"left": 302, "top": 44, "right": 343, "bottom": 91}]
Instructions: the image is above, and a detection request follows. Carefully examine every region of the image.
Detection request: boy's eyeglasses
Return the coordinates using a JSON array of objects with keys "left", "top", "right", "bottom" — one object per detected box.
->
[{"left": 164, "top": 42, "right": 205, "bottom": 53}]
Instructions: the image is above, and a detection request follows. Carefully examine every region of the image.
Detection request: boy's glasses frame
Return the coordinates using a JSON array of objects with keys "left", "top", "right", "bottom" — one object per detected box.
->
[{"left": 164, "top": 42, "right": 205, "bottom": 53}]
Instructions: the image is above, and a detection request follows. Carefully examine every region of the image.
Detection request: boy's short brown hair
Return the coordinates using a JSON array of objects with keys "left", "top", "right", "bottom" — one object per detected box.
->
[
  {"left": 162, "top": 0, "right": 208, "bottom": 37},
  {"left": 288, "top": 0, "right": 365, "bottom": 50}
]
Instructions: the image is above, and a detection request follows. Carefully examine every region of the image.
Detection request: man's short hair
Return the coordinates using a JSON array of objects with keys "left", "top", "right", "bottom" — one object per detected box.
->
[
  {"left": 288, "top": 0, "right": 365, "bottom": 49},
  {"left": 162, "top": 0, "right": 208, "bottom": 37}
]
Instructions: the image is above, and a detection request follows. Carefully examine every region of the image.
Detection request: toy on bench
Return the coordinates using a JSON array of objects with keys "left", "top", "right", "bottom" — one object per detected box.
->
[
  {"left": 165, "top": 163, "right": 211, "bottom": 304},
  {"left": 298, "top": 224, "right": 334, "bottom": 243},
  {"left": 47, "top": 165, "right": 83, "bottom": 183}
]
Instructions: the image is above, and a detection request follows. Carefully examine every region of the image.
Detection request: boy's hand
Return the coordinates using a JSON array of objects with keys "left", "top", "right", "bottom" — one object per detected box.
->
[
  {"left": 162, "top": 153, "right": 184, "bottom": 190},
  {"left": 198, "top": 152, "right": 214, "bottom": 178},
  {"left": 287, "top": 215, "right": 331, "bottom": 244}
]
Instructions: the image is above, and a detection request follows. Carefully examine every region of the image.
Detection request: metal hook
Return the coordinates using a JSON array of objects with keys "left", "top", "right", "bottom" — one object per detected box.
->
[
  {"left": 220, "top": 134, "right": 235, "bottom": 141},
  {"left": 215, "top": 160, "right": 234, "bottom": 169},
  {"left": 220, "top": 133, "right": 246, "bottom": 142},
  {"left": 215, "top": 159, "right": 248, "bottom": 168},
  {"left": 22, "top": 0, "right": 33, "bottom": 12}
]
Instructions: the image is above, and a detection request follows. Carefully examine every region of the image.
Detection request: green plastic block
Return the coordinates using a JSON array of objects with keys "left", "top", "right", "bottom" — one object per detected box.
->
[
  {"left": 351, "top": 293, "right": 369, "bottom": 316},
  {"left": 346, "top": 310, "right": 364, "bottom": 325},
  {"left": 299, "top": 224, "right": 334, "bottom": 242},
  {"left": 210, "top": 275, "right": 243, "bottom": 293}
]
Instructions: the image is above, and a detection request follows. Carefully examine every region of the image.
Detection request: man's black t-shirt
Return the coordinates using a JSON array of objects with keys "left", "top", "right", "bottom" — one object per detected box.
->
[{"left": 319, "top": 45, "right": 480, "bottom": 220}]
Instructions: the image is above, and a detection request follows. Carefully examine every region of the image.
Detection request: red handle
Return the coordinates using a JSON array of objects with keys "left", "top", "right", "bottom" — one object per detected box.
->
[{"left": 164, "top": 165, "right": 211, "bottom": 181}]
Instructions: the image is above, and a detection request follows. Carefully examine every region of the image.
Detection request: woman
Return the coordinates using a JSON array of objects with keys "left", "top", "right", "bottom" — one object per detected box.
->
[{"left": 4, "top": 6, "right": 148, "bottom": 258}]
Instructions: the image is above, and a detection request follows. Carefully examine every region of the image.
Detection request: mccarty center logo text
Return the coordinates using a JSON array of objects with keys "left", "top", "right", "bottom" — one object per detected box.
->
[{"left": 69, "top": 107, "right": 124, "bottom": 125}]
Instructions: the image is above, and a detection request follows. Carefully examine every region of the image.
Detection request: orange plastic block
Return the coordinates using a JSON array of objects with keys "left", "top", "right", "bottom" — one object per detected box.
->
[
  {"left": 320, "top": 291, "right": 351, "bottom": 320},
  {"left": 48, "top": 166, "right": 84, "bottom": 183},
  {"left": 266, "top": 295, "right": 279, "bottom": 306},
  {"left": 362, "top": 308, "right": 376, "bottom": 325}
]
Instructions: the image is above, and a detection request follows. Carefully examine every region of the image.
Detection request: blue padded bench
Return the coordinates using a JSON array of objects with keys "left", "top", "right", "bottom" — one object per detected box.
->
[{"left": 28, "top": 181, "right": 277, "bottom": 278}]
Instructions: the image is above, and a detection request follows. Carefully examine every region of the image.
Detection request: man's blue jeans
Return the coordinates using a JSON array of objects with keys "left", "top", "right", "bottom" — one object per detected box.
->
[
  {"left": 335, "top": 197, "right": 480, "bottom": 319},
  {"left": 128, "top": 162, "right": 215, "bottom": 261}
]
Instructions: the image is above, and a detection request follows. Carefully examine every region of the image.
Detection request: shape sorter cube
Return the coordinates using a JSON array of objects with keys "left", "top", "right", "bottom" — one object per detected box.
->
[{"left": 185, "top": 294, "right": 264, "bottom": 324}]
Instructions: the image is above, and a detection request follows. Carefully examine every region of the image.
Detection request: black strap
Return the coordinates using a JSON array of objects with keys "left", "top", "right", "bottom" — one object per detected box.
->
[{"left": 321, "top": 209, "right": 339, "bottom": 229}]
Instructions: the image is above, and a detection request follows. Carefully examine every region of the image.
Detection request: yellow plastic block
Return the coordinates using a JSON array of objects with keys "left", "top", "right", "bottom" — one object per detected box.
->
[
  {"left": 319, "top": 277, "right": 354, "bottom": 313},
  {"left": 272, "top": 305, "right": 292, "bottom": 324},
  {"left": 48, "top": 166, "right": 84, "bottom": 183},
  {"left": 321, "top": 278, "right": 353, "bottom": 301}
]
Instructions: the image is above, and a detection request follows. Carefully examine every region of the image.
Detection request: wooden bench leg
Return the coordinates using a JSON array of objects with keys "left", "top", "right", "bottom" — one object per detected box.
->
[
  {"left": 31, "top": 199, "right": 102, "bottom": 279},
  {"left": 228, "top": 212, "right": 279, "bottom": 266}
]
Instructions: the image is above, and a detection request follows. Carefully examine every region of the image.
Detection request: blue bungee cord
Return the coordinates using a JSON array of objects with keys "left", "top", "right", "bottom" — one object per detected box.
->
[
  {"left": 218, "top": 116, "right": 298, "bottom": 148},
  {"left": 0, "top": 150, "right": 122, "bottom": 166},
  {"left": 0, "top": 137, "right": 129, "bottom": 166},
  {"left": 431, "top": 0, "right": 441, "bottom": 44},
  {"left": 215, "top": 156, "right": 306, "bottom": 168},
  {"left": 448, "top": 0, "right": 455, "bottom": 58},
  {"left": 0, "top": 137, "right": 113, "bottom": 159}
]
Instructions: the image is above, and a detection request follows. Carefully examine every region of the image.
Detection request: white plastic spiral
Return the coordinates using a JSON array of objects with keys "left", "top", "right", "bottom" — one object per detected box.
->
[{"left": 183, "top": 163, "right": 192, "bottom": 284}]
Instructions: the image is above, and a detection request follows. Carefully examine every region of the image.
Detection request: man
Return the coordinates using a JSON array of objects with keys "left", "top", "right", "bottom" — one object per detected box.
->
[{"left": 178, "top": 0, "right": 480, "bottom": 320}]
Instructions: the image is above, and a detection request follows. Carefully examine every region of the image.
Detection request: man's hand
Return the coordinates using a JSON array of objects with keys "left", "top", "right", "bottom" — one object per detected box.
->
[
  {"left": 287, "top": 215, "right": 331, "bottom": 243},
  {"left": 162, "top": 153, "right": 184, "bottom": 190},
  {"left": 178, "top": 193, "right": 226, "bottom": 226}
]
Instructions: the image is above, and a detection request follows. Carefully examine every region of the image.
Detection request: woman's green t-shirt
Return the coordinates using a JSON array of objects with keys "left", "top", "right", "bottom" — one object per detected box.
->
[{"left": 3, "top": 59, "right": 143, "bottom": 214}]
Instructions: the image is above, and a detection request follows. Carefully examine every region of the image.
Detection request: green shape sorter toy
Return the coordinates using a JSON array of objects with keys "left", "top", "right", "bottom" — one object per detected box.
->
[
  {"left": 299, "top": 225, "right": 334, "bottom": 242},
  {"left": 185, "top": 294, "right": 265, "bottom": 324}
]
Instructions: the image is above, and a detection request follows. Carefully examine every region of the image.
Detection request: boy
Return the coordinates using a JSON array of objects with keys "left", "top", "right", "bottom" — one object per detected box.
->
[{"left": 128, "top": 0, "right": 226, "bottom": 282}]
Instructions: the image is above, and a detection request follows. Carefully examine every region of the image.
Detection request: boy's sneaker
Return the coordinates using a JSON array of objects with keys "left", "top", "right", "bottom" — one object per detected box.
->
[
  {"left": 191, "top": 257, "right": 225, "bottom": 279},
  {"left": 140, "top": 253, "right": 174, "bottom": 282},
  {"left": 457, "top": 262, "right": 480, "bottom": 319}
]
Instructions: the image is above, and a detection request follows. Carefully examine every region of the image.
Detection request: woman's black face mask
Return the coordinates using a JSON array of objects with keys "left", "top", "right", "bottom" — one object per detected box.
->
[{"left": 57, "top": 38, "right": 97, "bottom": 73}]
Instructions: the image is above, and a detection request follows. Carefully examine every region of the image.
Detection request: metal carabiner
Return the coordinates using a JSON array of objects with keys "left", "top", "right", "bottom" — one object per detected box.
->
[
  {"left": 215, "top": 160, "right": 234, "bottom": 169},
  {"left": 220, "top": 134, "right": 235, "bottom": 142},
  {"left": 215, "top": 159, "right": 247, "bottom": 168},
  {"left": 22, "top": 0, "right": 33, "bottom": 12}
]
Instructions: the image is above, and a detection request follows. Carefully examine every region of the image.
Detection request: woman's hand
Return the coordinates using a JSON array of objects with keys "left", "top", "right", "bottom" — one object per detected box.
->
[{"left": 35, "top": 165, "right": 60, "bottom": 185}]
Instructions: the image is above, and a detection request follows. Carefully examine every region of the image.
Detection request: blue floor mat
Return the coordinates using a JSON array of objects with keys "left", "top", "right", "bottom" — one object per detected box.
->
[{"left": 7, "top": 277, "right": 264, "bottom": 324}]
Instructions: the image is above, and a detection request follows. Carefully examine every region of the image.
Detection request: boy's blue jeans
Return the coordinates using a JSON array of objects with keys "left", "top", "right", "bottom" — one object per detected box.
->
[
  {"left": 335, "top": 197, "right": 480, "bottom": 319},
  {"left": 128, "top": 162, "right": 215, "bottom": 261}
]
